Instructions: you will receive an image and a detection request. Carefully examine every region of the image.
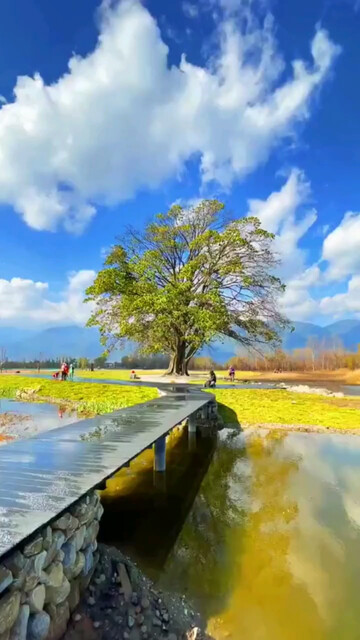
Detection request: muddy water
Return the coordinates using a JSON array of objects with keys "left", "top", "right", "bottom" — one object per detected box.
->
[{"left": 100, "top": 426, "right": 360, "bottom": 640}]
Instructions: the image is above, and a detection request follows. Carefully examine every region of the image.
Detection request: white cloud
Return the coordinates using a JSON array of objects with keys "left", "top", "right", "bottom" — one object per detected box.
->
[
  {"left": 247, "top": 168, "right": 317, "bottom": 279},
  {"left": 279, "top": 266, "right": 321, "bottom": 320},
  {"left": 0, "top": 0, "right": 339, "bottom": 232},
  {"left": 322, "top": 212, "right": 360, "bottom": 281},
  {"left": 0, "top": 270, "right": 95, "bottom": 328},
  {"left": 320, "top": 275, "right": 360, "bottom": 318}
]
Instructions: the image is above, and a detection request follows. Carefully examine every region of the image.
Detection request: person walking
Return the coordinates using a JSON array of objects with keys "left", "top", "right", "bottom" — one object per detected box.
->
[{"left": 229, "top": 366, "right": 235, "bottom": 383}]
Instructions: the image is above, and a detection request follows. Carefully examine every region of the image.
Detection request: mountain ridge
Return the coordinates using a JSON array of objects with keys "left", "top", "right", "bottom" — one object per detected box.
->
[{"left": 0, "top": 320, "right": 359, "bottom": 362}]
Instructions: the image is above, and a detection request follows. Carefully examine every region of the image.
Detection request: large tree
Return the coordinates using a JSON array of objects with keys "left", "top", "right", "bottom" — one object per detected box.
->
[{"left": 85, "top": 200, "right": 288, "bottom": 375}]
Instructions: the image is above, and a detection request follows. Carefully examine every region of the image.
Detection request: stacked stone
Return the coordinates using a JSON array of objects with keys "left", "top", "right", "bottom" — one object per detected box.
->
[{"left": 0, "top": 490, "right": 103, "bottom": 640}]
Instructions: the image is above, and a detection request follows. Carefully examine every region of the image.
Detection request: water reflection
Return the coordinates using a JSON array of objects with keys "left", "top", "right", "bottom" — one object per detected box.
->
[
  {"left": 99, "top": 425, "right": 360, "bottom": 639},
  {"left": 99, "top": 425, "right": 218, "bottom": 575}
]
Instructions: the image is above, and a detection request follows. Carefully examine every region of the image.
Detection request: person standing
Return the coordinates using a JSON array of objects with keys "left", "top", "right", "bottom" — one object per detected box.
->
[
  {"left": 69, "top": 362, "right": 75, "bottom": 381},
  {"left": 61, "top": 362, "right": 68, "bottom": 381}
]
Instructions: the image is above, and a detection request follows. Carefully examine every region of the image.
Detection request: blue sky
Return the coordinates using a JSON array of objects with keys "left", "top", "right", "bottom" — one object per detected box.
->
[{"left": 0, "top": 0, "right": 360, "bottom": 328}]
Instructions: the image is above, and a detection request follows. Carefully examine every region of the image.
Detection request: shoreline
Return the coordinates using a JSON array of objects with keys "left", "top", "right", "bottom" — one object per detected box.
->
[{"left": 238, "top": 421, "right": 360, "bottom": 436}]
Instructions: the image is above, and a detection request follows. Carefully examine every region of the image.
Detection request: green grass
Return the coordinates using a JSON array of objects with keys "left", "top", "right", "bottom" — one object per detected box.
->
[
  {"left": 211, "top": 389, "right": 360, "bottom": 431},
  {"left": 0, "top": 375, "right": 158, "bottom": 415}
]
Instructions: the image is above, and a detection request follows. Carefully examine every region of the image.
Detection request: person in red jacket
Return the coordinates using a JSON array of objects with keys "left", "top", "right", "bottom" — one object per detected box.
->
[{"left": 61, "top": 362, "right": 69, "bottom": 381}]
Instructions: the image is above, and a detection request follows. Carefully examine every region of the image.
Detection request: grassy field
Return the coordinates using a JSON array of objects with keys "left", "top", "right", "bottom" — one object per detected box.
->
[
  {"left": 0, "top": 375, "right": 158, "bottom": 415},
  {"left": 74, "top": 368, "right": 360, "bottom": 384},
  {"left": 211, "top": 388, "right": 360, "bottom": 431}
]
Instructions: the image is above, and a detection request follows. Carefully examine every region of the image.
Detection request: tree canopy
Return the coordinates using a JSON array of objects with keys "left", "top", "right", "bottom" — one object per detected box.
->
[{"left": 85, "top": 200, "right": 288, "bottom": 375}]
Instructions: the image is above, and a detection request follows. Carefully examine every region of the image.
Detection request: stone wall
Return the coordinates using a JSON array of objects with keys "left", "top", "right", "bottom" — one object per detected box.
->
[{"left": 0, "top": 490, "right": 103, "bottom": 640}]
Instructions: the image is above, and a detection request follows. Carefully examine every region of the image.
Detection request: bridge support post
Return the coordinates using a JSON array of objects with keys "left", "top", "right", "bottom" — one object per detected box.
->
[
  {"left": 188, "top": 413, "right": 197, "bottom": 451},
  {"left": 154, "top": 435, "right": 166, "bottom": 472}
]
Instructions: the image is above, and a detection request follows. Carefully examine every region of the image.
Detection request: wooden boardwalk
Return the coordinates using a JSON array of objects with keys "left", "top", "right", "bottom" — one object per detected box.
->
[{"left": 0, "top": 383, "right": 212, "bottom": 557}]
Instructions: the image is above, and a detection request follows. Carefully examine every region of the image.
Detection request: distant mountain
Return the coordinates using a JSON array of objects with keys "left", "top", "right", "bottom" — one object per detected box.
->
[
  {"left": 0, "top": 319, "right": 359, "bottom": 363},
  {"left": 282, "top": 321, "right": 360, "bottom": 352},
  {"left": 0, "top": 326, "right": 133, "bottom": 361}
]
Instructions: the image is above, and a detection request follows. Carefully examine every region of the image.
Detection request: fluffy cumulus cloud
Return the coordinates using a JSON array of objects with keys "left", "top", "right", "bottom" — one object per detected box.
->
[
  {"left": 0, "top": 0, "right": 339, "bottom": 232},
  {"left": 0, "top": 270, "right": 95, "bottom": 327},
  {"left": 245, "top": 169, "right": 322, "bottom": 320},
  {"left": 248, "top": 168, "right": 317, "bottom": 280},
  {"left": 322, "top": 212, "right": 360, "bottom": 281}
]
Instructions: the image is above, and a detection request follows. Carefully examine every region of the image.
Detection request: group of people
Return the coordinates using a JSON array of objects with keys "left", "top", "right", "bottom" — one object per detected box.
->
[{"left": 52, "top": 361, "right": 75, "bottom": 381}]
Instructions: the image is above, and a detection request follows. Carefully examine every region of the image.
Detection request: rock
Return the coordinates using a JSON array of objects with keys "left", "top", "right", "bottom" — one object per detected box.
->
[
  {"left": 45, "top": 576, "right": 70, "bottom": 606},
  {"left": 61, "top": 540, "right": 76, "bottom": 570},
  {"left": 71, "top": 502, "right": 94, "bottom": 526},
  {"left": 64, "top": 552, "right": 85, "bottom": 581},
  {"left": 93, "top": 621, "right": 101, "bottom": 629},
  {"left": 131, "top": 593, "right": 138, "bottom": 606},
  {"left": 140, "top": 597, "right": 150, "bottom": 610},
  {"left": 46, "top": 601, "right": 69, "bottom": 640},
  {"left": 136, "top": 614, "right": 144, "bottom": 625},
  {"left": 0, "top": 592, "right": 21, "bottom": 634},
  {"left": 117, "top": 564, "right": 132, "bottom": 602},
  {"left": 55, "top": 550, "right": 64, "bottom": 564},
  {"left": 23, "top": 552, "right": 47, "bottom": 592},
  {"left": 128, "top": 615, "right": 135, "bottom": 629},
  {"left": 82, "top": 521, "right": 99, "bottom": 549},
  {"left": 95, "top": 503, "right": 104, "bottom": 521},
  {"left": 3, "top": 553, "right": 25, "bottom": 580},
  {"left": 140, "top": 626, "right": 147, "bottom": 634},
  {"left": 23, "top": 536, "right": 43, "bottom": 558},
  {"left": 68, "top": 579, "right": 80, "bottom": 613},
  {"left": 73, "top": 613, "right": 82, "bottom": 623},
  {"left": 123, "top": 633, "right": 130, "bottom": 640},
  {"left": 41, "top": 562, "right": 63, "bottom": 588},
  {"left": 0, "top": 568, "right": 12, "bottom": 595},
  {"left": 186, "top": 628, "right": 200, "bottom": 640},
  {"left": 27, "top": 585, "right": 45, "bottom": 614},
  {"left": 152, "top": 618, "right": 161, "bottom": 628},
  {"left": 44, "top": 532, "right": 65, "bottom": 569},
  {"left": 69, "top": 526, "right": 86, "bottom": 553},
  {"left": 44, "top": 604, "right": 56, "bottom": 620},
  {"left": 82, "top": 546, "right": 94, "bottom": 576},
  {"left": 162, "top": 612, "right": 169, "bottom": 623},
  {"left": 8, "top": 605, "right": 29, "bottom": 640},
  {"left": 52, "top": 513, "right": 78, "bottom": 532},
  {"left": 87, "top": 597, "right": 95, "bottom": 607},
  {"left": 42, "top": 527, "right": 52, "bottom": 551}
]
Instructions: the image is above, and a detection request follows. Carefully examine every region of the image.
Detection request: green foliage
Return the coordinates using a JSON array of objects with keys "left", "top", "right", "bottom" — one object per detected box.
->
[
  {"left": 211, "top": 389, "right": 360, "bottom": 430},
  {"left": 0, "top": 375, "right": 158, "bottom": 415},
  {"left": 86, "top": 200, "right": 288, "bottom": 374}
]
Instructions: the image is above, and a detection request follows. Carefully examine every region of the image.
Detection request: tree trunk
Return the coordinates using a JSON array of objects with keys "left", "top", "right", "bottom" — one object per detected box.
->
[{"left": 164, "top": 342, "right": 188, "bottom": 376}]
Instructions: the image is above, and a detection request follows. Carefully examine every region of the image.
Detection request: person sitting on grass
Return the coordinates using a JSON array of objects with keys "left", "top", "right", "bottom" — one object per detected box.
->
[{"left": 204, "top": 370, "right": 217, "bottom": 388}]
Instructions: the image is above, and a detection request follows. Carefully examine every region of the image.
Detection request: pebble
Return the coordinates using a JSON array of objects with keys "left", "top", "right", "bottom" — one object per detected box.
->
[
  {"left": 141, "top": 597, "right": 150, "bottom": 609},
  {"left": 128, "top": 615, "right": 135, "bottom": 628},
  {"left": 93, "top": 621, "right": 102, "bottom": 629},
  {"left": 87, "top": 596, "right": 96, "bottom": 606},
  {"left": 123, "top": 633, "right": 130, "bottom": 640},
  {"left": 155, "top": 609, "right": 161, "bottom": 618},
  {"left": 131, "top": 593, "right": 139, "bottom": 606},
  {"left": 136, "top": 614, "right": 144, "bottom": 625},
  {"left": 73, "top": 613, "right": 82, "bottom": 622},
  {"left": 141, "top": 625, "right": 147, "bottom": 634},
  {"left": 162, "top": 612, "right": 169, "bottom": 623},
  {"left": 135, "top": 605, "right": 141, "bottom": 614},
  {"left": 153, "top": 618, "right": 162, "bottom": 627}
]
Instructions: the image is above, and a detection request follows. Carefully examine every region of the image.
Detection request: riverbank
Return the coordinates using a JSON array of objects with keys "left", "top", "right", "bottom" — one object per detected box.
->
[
  {"left": 0, "top": 375, "right": 158, "bottom": 415},
  {"left": 212, "top": 389, "right": 360, "bottom": 432},
  {"left": 64, "top": 543, "right": 212, "bottom": 640}
]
